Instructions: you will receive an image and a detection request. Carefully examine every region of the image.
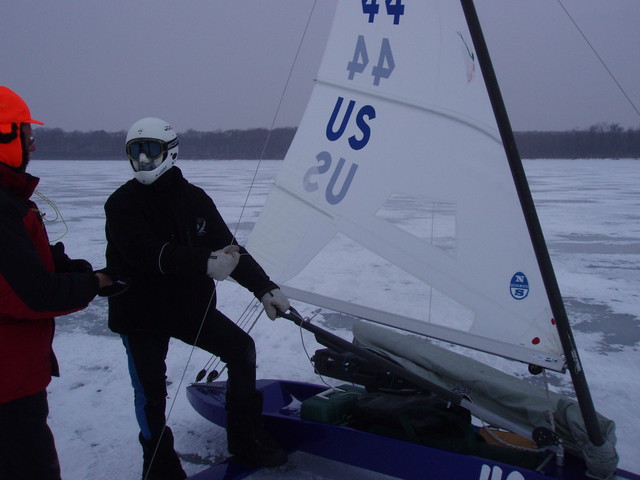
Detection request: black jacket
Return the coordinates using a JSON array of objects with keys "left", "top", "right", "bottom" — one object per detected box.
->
[{"left": 104, "top": 166, "right": 277, "bottom": 335}]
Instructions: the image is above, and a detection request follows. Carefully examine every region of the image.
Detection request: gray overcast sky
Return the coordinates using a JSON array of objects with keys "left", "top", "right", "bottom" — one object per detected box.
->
[{"left": 2, "top": 1, "right": 639, "bottom": 133}]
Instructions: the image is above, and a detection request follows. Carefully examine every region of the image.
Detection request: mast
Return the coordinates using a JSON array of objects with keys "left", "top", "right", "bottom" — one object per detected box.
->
[{"left": 459, "top": 0, "right": 604, "bottom": 447}]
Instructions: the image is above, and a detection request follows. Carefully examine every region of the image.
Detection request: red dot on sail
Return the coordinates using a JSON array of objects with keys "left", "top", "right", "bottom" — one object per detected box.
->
[
  {"left": 532, "top": 337, "right": 540, "bottom": 345},
  {"left": 551, "top": 318, "right": 556, "bottom": 325}
]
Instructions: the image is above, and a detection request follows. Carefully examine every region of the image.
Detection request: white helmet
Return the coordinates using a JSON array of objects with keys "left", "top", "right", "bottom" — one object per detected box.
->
[{"left": 125, "top": 117, "right": 179, "bottom": 184}]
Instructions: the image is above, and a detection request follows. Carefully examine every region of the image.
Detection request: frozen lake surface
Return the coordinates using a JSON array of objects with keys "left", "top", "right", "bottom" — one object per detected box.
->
[{"left": 26, "top": 158, "right": 640, "bottom": 479}]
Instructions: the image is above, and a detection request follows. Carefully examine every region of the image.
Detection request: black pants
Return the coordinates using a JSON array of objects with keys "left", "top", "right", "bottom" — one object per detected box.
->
[
  {"left": 121, "top": 308, "right": 256, "bottom": 472},
  {"left": 0, "top": 390, "right": 61, "bottom": 480}
]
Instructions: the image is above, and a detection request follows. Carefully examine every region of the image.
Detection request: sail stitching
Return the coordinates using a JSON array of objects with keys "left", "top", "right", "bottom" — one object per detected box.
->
[{"left": 314, "top": 76, "right": 502, "bottom": 142}]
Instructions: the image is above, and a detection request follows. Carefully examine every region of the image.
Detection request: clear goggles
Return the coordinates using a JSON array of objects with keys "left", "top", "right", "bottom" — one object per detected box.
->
[{"left": 126, "top": 137, "right": 178, "bottom": 162}]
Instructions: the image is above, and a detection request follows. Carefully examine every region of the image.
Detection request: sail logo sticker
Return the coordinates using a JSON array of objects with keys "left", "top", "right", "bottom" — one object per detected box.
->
[{"left": 510, "top": 272, "right": 529, "bottom": 300}]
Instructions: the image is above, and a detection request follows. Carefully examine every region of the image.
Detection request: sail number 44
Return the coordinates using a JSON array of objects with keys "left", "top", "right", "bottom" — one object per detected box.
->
[
  {"left": 361, "top": 0, "right": 405, "bottom": 25},
  {"left": 349, "top": 1, "right": 405, "bottom": 85}
]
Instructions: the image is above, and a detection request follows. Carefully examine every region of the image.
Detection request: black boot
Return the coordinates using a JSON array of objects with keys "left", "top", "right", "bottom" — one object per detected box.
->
[
  {"left": 139, "top": 427, "right": 187, "bottom": 480},
  {"left": 226, "top": 392, "right": 288, "bottom": 468}
]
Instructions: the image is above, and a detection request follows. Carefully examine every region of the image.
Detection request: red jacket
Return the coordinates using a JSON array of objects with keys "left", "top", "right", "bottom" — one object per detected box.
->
[{"left": 0, "top": 163, "right": 99, "bottom": 404}]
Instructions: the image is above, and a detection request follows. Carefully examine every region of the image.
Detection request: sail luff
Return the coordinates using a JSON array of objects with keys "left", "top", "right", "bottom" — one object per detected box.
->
[
  {"left": 459, "top": 0, "right": 604, "bottom": 447},
  {"left": 314, "top": 76, "right": 502, "bottom": 143}
]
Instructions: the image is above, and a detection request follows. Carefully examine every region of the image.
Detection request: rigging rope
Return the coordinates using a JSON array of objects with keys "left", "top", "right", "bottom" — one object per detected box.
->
[
  {"left": 183, "top": 0, "right": 322, "bottom": 382},
  {"left": 234, "top": 0, "right": 320, "bottom": 237},
  {"left": 149, "top": 6, "right": 322, "bottom": 476},
  {"left": 557, "top": 0, "right": 640, "bottom": 119},
  {"left": 34, "top": 189, "right": 69, "bottom": 242}
]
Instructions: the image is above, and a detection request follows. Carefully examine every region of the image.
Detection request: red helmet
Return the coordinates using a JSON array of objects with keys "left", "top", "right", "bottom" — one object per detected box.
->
[{"left": 0, "top": 86, "right": 44, "bottom": 168}]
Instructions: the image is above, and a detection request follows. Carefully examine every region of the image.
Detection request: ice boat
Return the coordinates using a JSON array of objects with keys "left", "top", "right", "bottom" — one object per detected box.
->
[{"left": 187, "top": 1, "right": 640, "bottom": 479}]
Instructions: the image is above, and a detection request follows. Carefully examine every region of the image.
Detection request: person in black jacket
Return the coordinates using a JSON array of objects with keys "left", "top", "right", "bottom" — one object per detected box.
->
[{"left": 104, "top": 117, "right": 290, "bottom": 479}]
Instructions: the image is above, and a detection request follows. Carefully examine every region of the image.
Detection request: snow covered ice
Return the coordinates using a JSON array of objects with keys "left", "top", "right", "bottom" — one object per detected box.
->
[{"left": 27, "top": 159, "right": 640, "bottom": 479}]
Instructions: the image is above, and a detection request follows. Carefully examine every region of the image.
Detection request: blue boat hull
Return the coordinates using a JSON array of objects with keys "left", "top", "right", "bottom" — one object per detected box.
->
[{"left": 186, "top": 379, "right": 640, "bottom": 480}]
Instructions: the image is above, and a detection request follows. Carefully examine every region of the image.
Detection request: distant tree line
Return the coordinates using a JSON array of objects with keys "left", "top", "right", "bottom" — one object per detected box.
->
[
  {"left": 31, "top": 127, "right": 297, "bottom": 160},
  {"left": 31, "top": 124, "right": 640, "bottom": 160},
  {"left": 515, "top": 123, "right": 640, "bottom": 159}
]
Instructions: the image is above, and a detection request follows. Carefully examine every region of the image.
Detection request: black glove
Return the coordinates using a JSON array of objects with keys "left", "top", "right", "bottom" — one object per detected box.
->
[
  {"left": 50, "top": 242, "right": 93, "bottom": 274},
  {"left": 94, "top": 267, "right": 131, "bottom": 297}
]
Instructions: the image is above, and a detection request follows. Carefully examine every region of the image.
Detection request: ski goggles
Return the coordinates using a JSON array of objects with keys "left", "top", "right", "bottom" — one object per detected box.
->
[{"left": 126, "top": 137, "right": 178, "bottom": 162}]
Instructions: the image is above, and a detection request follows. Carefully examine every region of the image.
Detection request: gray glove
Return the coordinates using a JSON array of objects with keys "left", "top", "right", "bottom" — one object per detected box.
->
[
  {"left": 207, "top": 245, "right": 240, "bottom": 281},
  {"left": 260, "top": 288, "right": 290, "bottom": 320}
]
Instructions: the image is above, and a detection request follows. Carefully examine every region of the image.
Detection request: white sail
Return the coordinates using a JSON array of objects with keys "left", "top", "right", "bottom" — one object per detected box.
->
[{"left": 248, "top": 1, "right": 564, "bottom": 370}]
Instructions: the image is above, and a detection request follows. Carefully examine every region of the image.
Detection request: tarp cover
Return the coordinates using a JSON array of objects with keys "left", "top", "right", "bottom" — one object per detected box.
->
[{"left": 353, "top": 321, "right": 619, "bottom": 478}]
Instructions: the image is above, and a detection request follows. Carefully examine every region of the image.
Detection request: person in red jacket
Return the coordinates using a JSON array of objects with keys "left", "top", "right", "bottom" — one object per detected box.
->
[{"left": 0, "top": 86, "right": 113, "bottom": 480}]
